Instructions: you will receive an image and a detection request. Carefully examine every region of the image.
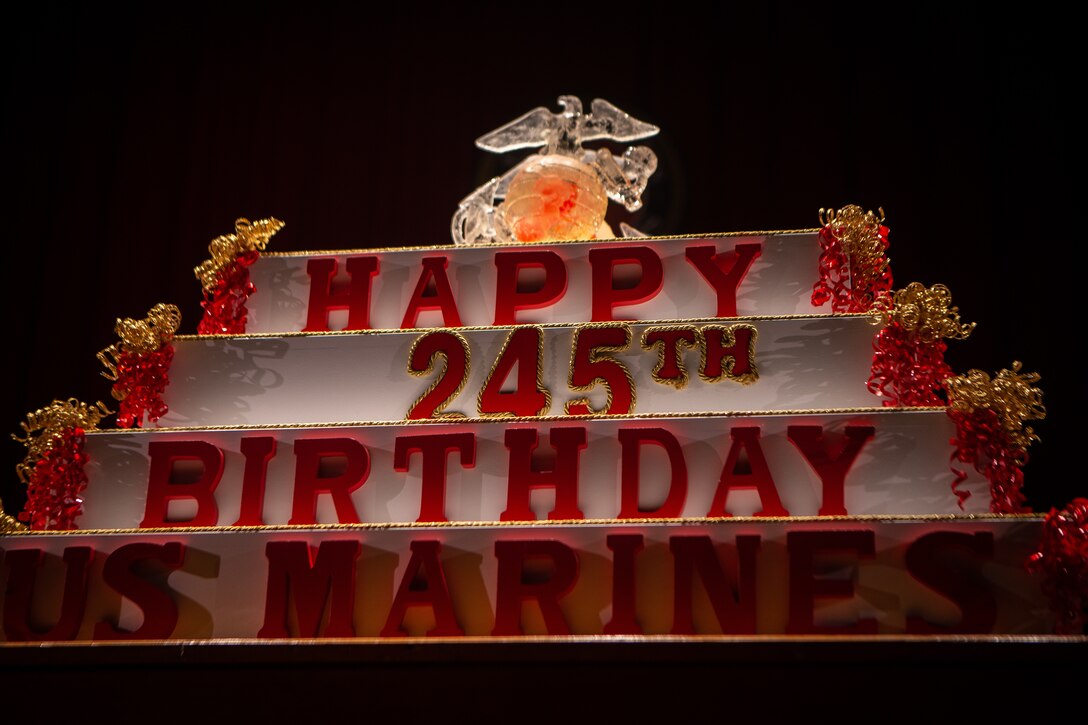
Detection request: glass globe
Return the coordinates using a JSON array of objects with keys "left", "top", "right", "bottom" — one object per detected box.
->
[{"left": 499, "top": 155, "right": 609, "bottom": 242}]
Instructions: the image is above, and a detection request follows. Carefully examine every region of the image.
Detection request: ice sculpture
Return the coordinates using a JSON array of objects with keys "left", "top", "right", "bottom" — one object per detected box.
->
[{"left": 452, "top": 96, "right": 659, "bottom": 245}]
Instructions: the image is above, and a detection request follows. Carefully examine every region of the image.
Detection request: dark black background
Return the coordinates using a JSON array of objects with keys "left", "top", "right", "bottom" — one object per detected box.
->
[
  {"left": 3, "top": 1, "right": 1078, "bottom": 511},
  {"left": 1, "top": 1, "right": 1082, "bottom": 712}
]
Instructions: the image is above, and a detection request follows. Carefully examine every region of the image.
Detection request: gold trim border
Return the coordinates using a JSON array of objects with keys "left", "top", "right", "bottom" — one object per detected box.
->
[
  {"left": 2, "top": 633, "right": 1083, "bottom": 648},
  {"left": 175, "top": 312, "right": 872, "bottom": 342},
  {"left": 261, "top": 229, "right": 823, "bottom": 257},
  {"left": 0, "top": 513, "right": 1044, "bottom": 538},
  {"left": 85, "top": 406, "right": 948, "bottom": 435}
]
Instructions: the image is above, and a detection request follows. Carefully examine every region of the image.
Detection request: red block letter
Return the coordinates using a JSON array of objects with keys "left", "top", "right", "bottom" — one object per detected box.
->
[
  {"left": 380, "top": 540, "right": 463, "bottom": 637},
  {"left": 494, "top": 251, "right": 567, "bottom": 325},
  {"left": 787, "top": 531, "right": 877, "bottom": 634},
  {"left": 906, "top": 531, "right": 996, "bottom": 634},
  {"left": 140, "top": 440, "right": 224, "bottom": 528},
  {"left": 603, "top": 534, "right": 644, "bottom": 635},
  {"left": 477, "top": 327, "right": 550, "bottom": 417},
  {"left": 787, "top": 425, "right": 875, "bottom": 516},
  {"left": 3, "top": 547, "right": 94, "bottom": 641},
  {"left": 258, "top": 540, "right": 361, "bottom": 638},
  {"left": 618, "top": 428, "right": 688, "bottom": 519},
  {"left": 289, "top": 438, "right": 369, "bottom": 525},
  {"left": 589, "top": 246, "right": 664, "bottom": 321},
  {"left": 501, "top": 427, "right": 587, "bottom": 521},
  {"left": 685, "top": 243, "right": 762, "bottom": 317},
  {"left": 394, "top": 433, "right": 476, "bottom": 523},
  {"left": 641, "top": 327, "right": 699, "bottom": 388},
  {"left": 303, "top": 256, "right": 380, "bottom": 332},
  {"left": 701, "top": 324, "right": 756, "bottom": 381},
  {"left": 94, "top": 542, "right": 186, "bottom": 640},
  {"left": 492, "top": 540, "right": 578, "bottom": 635},
  {"left": 401, "top": 256, "right": 462, "bottom": 328},
  {"left": 233, "top": 436, "right": 277, "bottom": 526},
  {"left": 707, "top": 427, "right": 787, "bottom": 517},
  {"left": 670, "top": 535, "right": 760, "bottom": 634}
]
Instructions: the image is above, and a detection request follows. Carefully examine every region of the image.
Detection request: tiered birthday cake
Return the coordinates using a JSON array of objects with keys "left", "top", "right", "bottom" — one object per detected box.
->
[{"left": 2, "top": 98, "right": 1077, "bottom": 641}]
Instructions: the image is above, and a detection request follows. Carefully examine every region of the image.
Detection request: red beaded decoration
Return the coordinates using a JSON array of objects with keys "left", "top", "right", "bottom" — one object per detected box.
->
[
  {"left": 21, "top": 427, "right": 89, "bottom": 530},
  {"left": 947, "top": 407, "right": 1029, "bottom": 512},
  {"left": 943, "top": 362, "right": 1045, "bottom": 513},
  {"left": 867, "top": 283, "right": 974, "bottom": 407},
  {"left": 1027, "top": 498, "right": 1088, "bottom": 634},
  {"left": 195, "top": 218, "right": 284, "bottom": 335},
  {"left": 112, "top": 346, "right": 175, "bottom": 427},
  {"left": 12, "top": 398, "right": 110, "bottom": 531},
  {"left": 869, "top": 324, "right": 953, "bottom": 407},
  {"left": 812, "top": 205, "right": 893, "bottom": 313},
  {"left": 98, "top": 303, "right": 182, "bottom": 429},
  {"left": 198, "top": 249, "right": 259, "bottom": 335},
  {"left": 812, "top": 224, "right": 855, "bottom": 310}
]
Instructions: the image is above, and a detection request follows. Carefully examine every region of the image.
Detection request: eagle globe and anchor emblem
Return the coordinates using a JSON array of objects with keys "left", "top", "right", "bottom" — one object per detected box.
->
[{"left": 452, "top": 96, "right": 659, "bottom": 245}]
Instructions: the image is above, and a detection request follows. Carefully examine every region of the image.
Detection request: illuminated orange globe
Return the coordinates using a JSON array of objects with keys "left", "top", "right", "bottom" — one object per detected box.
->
[{"left": 499, "top": 155, "right": 609, "bottom": 242}]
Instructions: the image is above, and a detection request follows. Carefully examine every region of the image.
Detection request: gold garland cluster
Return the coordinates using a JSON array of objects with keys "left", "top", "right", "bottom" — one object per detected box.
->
[
  {"left": 97, "top": 302, "right": 182, "bottom": 380},
  {"left": 0, "top": 497, "right": 27, "bottom": 533},
  {"left": 870, "top": 282, "right": 976, "bottom": 343},
  {"left": 12, "top": 398, "right": 111, "bottom": 484},
  {"left": 944, "top": 361, "right": 1046, "bottom": 451},
  {"left": 819, "top": 204, "right": 890, "bottom": 286},
  {"left": 194, "top": 217, "right": 285, "bottom": 292}
]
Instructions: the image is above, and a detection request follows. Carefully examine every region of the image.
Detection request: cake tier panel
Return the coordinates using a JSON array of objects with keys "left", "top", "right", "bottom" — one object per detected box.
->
[
  {"left": 247, "top": 232, "right": 822, "bottom": 333},
  {"left": 0, "top": 517, "right": 1049, "bottom": 641},
  {"left": 79, "top": 410, "right": 988, "bottom": 530},
  {"left": 160, "top": 315, "right": 878, "bottom": 428}
]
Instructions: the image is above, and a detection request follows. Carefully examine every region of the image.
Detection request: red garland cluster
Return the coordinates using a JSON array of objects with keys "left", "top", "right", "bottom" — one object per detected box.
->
[
  {"left": 113, "top": 346, "right": 176, "bottom": 428},
  {"left": 20, "top": 427, "right": 89, "bottom": 530},
  {"left": 1028, "top": 498, "right": 1088, "bottom": 634},
  {"left": 811, "top": 223, "right": 893, "bottom": 313},
  {"left": 946, "top": 407, "right": 1028, "bottom": 513},
  {"left": 197, "top": 249, "right": 260, "bottom": 335},
  {"left": 868, "top": 324, "right": 953, "bottom": 407}
]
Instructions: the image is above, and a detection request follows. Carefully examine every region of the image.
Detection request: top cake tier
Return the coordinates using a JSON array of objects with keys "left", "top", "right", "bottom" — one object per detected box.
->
[{"left": 244, "top": 231, "right": 820, "bottom": 333}]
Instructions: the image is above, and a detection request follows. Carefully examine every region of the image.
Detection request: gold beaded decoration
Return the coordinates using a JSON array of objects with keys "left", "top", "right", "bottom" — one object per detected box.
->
[
  {"left": 819, "top": 204, "right": 890, "bottom": 289},
  {"left": 0, "top": 498, "right": 27, "bottom": 533},
  {"left": 944, "top": 361, "right": 1046, "bottom": 452},
  {"left": 194, "top": 217, "right": 285, "bottom": 292},
  {"left": 870, "top": 282, "right": 976, "bottom": 343},
  {"left": 97, "top": 303, "right": 182, "bottom": 381},
  {"left": 12, "top": 398, "right": 111, "bottom": 484}
]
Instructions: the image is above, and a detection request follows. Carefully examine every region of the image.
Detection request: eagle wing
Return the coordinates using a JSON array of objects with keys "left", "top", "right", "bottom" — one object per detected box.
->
[
  {"left": 475, "top": 106, "right": 556, "bottom": 152},
  {"left": 581, "top": 98, "right": 659, "bottom": 143}
]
